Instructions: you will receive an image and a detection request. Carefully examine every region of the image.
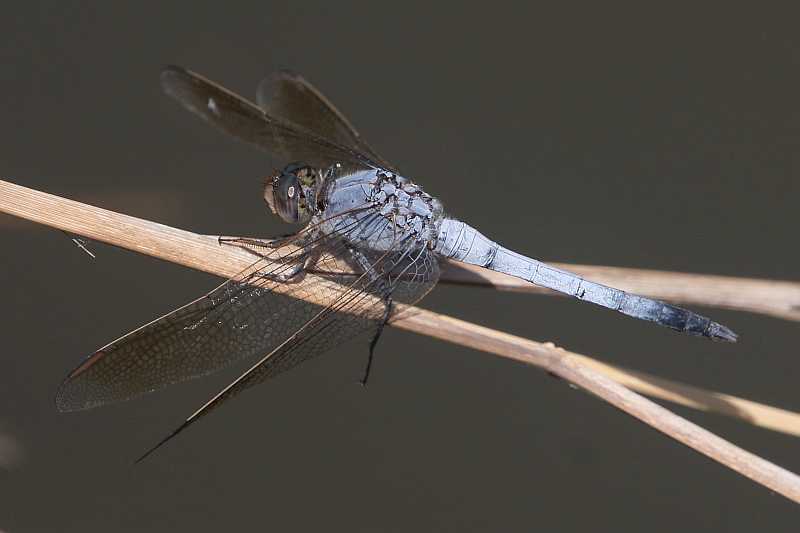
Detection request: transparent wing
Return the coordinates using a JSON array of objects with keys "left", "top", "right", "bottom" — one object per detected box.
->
[
  {"left": 137, "top": 233, "right": 440, "bottom": 461},
  {"left": 160, "top": 65, "right": 382, "bottom": 172},
  {"left": 56, "top": 209, "right": 377, "bottom": 412},
  {"left": 257, "top": 70, "right": 397, "bottom": 172}
]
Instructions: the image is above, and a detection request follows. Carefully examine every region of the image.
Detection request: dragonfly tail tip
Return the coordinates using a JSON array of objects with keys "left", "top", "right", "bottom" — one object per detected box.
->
[{"left": 709, "top": 321, "right": 738, "bottom": 343}]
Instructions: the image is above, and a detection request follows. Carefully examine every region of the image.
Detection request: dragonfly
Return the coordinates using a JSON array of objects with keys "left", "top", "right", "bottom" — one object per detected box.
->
[{"left": 56, "top": 66, "right": 737, "bottom": 461}]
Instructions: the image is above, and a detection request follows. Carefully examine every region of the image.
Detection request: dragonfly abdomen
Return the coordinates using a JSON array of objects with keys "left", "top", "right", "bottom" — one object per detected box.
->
[
  {"left": 434, "top": 218, "right": 499, "bottom": 267},
  {"left": 436, "top": 218, "right": 737, "bottom": 342}
]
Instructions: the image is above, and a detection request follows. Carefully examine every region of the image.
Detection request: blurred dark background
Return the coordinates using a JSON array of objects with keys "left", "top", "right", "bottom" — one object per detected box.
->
[{"left": 1, "top": 3, "right": 799, "bottom": 531}]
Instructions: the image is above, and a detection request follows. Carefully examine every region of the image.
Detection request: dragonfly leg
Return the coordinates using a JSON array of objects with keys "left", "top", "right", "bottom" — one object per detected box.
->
[
  {"left": 218, "top": 235, "right": 294, "bottom": 249},
  {"left": 267, "top": 248, "right": 326, "bottom": 284},
  {"left": 257, "top": 258, "right": 308, "bottom": 283},
  {"left": 359, "top": 295, "right": 393, "bottom": 387},
  {"left": 220, "top": 235, "right": 318, "bottom": 284}
]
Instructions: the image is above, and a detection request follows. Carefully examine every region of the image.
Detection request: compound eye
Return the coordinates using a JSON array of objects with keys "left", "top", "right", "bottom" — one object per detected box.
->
[
  {"left": 264, "top": 171, "right": 300, "bottom": 223},
  {"left": 264, "top": 163, "right": 318, "bottom": 224},
  {"left": 278, "top": 175, "right": 301, "bottom": 222}
]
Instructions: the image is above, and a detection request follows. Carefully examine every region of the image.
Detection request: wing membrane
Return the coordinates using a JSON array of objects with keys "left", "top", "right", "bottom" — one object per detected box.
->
[
  {"left": 137, "top": 232, "right": 440, "bottom": 461},
  {"left": 56, "top": 210, "right": 371, "bottom": 411},
  {"left": 257, "top": 70, "right": 397, "bottom": 172},
  {"left": 161, "top": 65, "right": 381, "bottom": 172}
]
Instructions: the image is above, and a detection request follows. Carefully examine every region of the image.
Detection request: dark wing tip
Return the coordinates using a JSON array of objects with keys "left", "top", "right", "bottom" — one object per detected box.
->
[
  {"left": 160, "top": 64, "right": 188, "bottom": 80},
  {"left": 256, "top": 69, "right": 307, "bottom": 110},
  {"left": 55, "top": 395, "right": 75, "bottom": 413},
  {"left": 160, "top": 65, "right": 194, "bottom": 97},
  {"left": 54, "top": 383, "right": 85, "bottom": 412},
  {"left": 273, "top": 68, "right": 302, "bottom": 80},
  {"left": 160, "top": 64, "right": 185, "bottom": 83},
  {"left": 55, "top": 381, "right": 91, "bottom": 412},
  {"left": 54, "top": 350, "right": 108, "bottom": 412}
]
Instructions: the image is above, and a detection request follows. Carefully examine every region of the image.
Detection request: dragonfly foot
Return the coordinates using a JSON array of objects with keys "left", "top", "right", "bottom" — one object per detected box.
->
[
  {"left": 257, "top": 263, "right": 307, "bottom": 284},
  {"left": 218, "top": 236, "right": 280, "bottom": 249},
  {"left": 359, "top": 296, "right": 393, "bottom": 386}
]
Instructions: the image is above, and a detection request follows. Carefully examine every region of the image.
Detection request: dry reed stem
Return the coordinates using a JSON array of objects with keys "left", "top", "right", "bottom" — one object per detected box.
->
[{"left": 1, "top": 178, "right": 799, "bottom": 503}]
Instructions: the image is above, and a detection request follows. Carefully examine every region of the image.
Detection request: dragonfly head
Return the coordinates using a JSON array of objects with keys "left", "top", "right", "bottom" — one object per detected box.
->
[{"left": 264, "top": 163, "right": 321, "bottom": 224}]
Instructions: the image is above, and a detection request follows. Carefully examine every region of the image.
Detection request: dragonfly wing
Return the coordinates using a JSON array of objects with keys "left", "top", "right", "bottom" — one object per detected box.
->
[
  {"left": 56, "top": 211, "right": 377, "bottom": 412},
  {"left": 136, "top": 236, "right": 440, "bottom": 461},
  {"left": 160, "top": 65, "right": 378, "bottom": 172},
  {"left": 257, "top": 70, "right": 398, "bottom": 173}
]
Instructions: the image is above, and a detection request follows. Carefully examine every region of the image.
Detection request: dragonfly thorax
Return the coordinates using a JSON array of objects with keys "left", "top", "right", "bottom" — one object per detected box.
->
[
  {"left": 316, "top": 169, "right": 443, "bottom": 252},
  {"left": 368, "top": 170, "right": 443, "bottom": 242}
]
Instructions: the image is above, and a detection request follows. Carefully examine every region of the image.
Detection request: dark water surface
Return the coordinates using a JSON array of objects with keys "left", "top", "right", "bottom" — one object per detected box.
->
[{"left": 1, "top": 3, "right": 798, "bottom": 531}]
